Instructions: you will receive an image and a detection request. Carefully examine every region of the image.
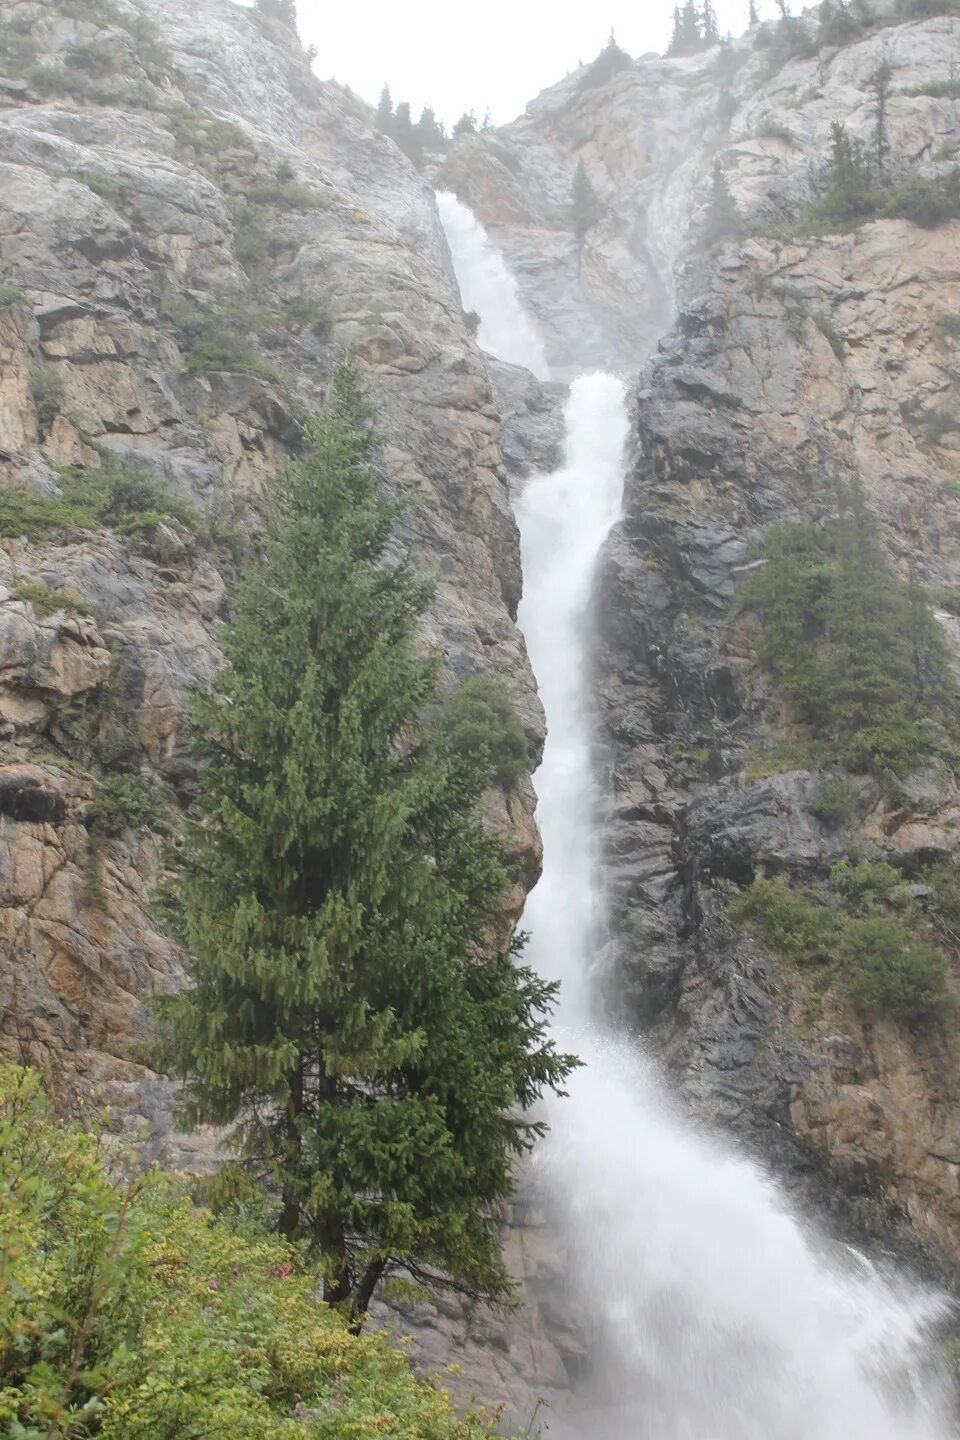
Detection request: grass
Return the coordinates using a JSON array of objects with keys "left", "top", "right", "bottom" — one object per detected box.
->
[
  {"left": 11, "top": 580, "right": 90, "bottom": 617},
  {"left": 0, "top": 1067, "right": 501, "bottom": 1440}
]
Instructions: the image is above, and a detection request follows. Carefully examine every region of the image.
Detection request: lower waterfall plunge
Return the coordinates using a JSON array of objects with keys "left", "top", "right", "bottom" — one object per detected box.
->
[{"left": 438, "top": 199, "right": 955, "bottom": 1438}]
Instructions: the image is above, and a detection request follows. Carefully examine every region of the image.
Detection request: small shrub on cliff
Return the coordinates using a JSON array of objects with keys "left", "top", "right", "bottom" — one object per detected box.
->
[
  {"left": 12, "top": 579, "right": 90, "bottom": 617},
  {"left": 154, "top": 362, "right": 575, "bottom": 1330},
  {"left": 86, "top": 772, "right": 164, "bottom": 839},
  {"left": 0, "top": 450, "right": 197, "bottom": 544},
  {"left": 731, "top": 860, "right": 952, "bottom": 1028},
  {"left": 0, "top": 1066, "right": 499, "bottom": 1440},
  {"left": 434, "top": 675, "right": 533, "bottom": 789},
  {"left": 0, "top": 285, "right": 26, "bottom": 311}
]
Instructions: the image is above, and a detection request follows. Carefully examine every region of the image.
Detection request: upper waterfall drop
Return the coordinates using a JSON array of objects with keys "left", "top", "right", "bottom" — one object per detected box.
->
[
  {"left": 435, "top": 194, "right": 955, "bottom": 1440},
  {"left": 435, "top": 191, "right": 550, "bottom": 380}
]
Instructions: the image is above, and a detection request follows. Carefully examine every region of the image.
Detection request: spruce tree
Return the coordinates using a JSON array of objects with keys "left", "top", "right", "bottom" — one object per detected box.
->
[
  {"left": 375, "top": 83, "right": 393, "bottom": 132},
  {"left": 156, "top": 363, "right": 575, "bottom": 1329},
  {"left": 572, "top": 157, "right": 605, "bottom": 243},
  {"left": 869, "top": 60, "right": 893, "bottom": 179},
  {"left": 453, "top": 111, "right": 478, "bottom": 136},
  {"left": 702, "top": 0, "right": 721, "bottom": 44},
  {"left": 391, "top": 100, "right": 423, "bottom": 168},
  {"left": 701, "top": 161, "right": 743, "bottom": 245},
  {"left": 666, "top": 5, "right": 684, "bottom": 54},
  {"left": 749, "top": 0, "right": 760, "bottom": 24}
]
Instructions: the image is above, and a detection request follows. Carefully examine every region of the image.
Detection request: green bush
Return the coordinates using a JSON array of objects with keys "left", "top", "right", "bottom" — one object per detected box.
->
[
  {"left": 244, "top": 179, "right": 329, "bottom": 211},
  {"left": 811, "top": 774, "right": 859, "bottom": 827},
  {"left": 0, "top": 1067, "right": 498, "bottom": 1440},
  {"left": 11, "top": 580, "right": 90, "bottom": 617},
  {"left": 70, "top": 169, "right": 123, "bottom": 203},
  {"left": 434, "top": 676, "right": 533, "bottom": 789},
  {"left": 729, "top": 874, "right": 839, "bottom": 964},
  {"left": 167, "top": 298, "right": 280, "bottom": 377},
  {"left": 845, "top": 921, "right": 949, "bottom": 1025},
  {"left": 0, "top": 450, "right": 197, "bottom": 543},
  {"left": 86, "top": 772, "right": 163, "bottom": 838},
  {"left": 730, "top": 861, "right": 952, "bottom": 1027},
  {"left": 0, "top": 285, "right": 25, "bottom": 311}
]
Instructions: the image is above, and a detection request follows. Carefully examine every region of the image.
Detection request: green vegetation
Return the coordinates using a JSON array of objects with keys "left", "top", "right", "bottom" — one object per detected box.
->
[
  {"left": 579, "top": 33, "right": 634, "bottom": 85},
  {"left": 166, "top": 298, "right": 281, "bottom": 380},
  {"left": 0, "top": 448, "right": 197, "bottom": 544},
  {"left": 69, "top": 170, "right": 123, "bottom": 204},
  {"left": 11, "top": 580, "right": 90, "bottom": 617},
  {"left": 434, "top": 676, "right": 533, "bottom": 789},
  {"left": 730, "top": 858, "right": 951, "bottom": 1027},
  {"left": 165, "top": 106, "right": 255, "bottom": 158},
  {"left": 811, "top": 774, "right": 860, "bottom": 827},
  {"left": 0, "top": 286, "right": 25, "bottom": 311},
  {"left": 0, "top": 1067, "right": 499, "bottom": 1440},
  {"left": 783, "top": 120, "right": 960, "bottom": 235},
  {"left": 738, "top": 494, "right": 955, "bottom": 776},
  {"left": 666, "top": 1, "right": 720, "bottom": 56},
  {"left": 376, "top": 89, "right": 452, "bottom": 169},
  {"left": 86, "top": 772, "right": 164, "bottom": 839},
  {"left": 154, "top": 364, "right": 574, "bottom": 1329}
]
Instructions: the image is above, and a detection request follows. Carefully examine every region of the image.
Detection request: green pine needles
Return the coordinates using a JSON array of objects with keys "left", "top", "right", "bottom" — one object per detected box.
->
[
  {"left": 739, "top": 485, "right": 955, "bottom": 777},
  {"left": 155, "top": 363, "right": 574, "bottom": 1330}
]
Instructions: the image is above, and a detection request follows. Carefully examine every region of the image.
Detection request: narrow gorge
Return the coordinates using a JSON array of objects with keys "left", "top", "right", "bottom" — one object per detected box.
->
[{"left": 3, "top": 0, "right": 960, "bottom": 1434}]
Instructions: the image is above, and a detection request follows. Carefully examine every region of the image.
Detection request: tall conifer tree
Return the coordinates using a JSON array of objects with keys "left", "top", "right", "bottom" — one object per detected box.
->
[{"left": 156, "top": 364, "right": 574, "bottom": 1328}]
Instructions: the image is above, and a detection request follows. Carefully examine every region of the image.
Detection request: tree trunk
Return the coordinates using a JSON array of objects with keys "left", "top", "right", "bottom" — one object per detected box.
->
[
  {"left": 348, "top": 1257, "right": 387, "bottom": 1335},
  {"left": 278, "top": 1062, "right": 304, "bottom": 1238}
]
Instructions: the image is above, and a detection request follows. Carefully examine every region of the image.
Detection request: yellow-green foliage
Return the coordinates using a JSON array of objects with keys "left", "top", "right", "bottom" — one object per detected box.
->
[{"left": 0, "top": 1068, "right": 499, "bottom": 1440}]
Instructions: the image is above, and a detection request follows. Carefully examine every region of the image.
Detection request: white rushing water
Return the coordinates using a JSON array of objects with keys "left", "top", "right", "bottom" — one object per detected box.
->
[
  {"left": 435, "top": 191, "right": 550, "bottom": 380},
  {"left": 437, "top": 195, "right": 955, "bottom": 1439}
]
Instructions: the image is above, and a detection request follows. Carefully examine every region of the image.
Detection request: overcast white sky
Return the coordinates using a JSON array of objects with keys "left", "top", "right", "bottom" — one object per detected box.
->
[{"left": 289, "top": 1, "right": 774, "bottom": 128}]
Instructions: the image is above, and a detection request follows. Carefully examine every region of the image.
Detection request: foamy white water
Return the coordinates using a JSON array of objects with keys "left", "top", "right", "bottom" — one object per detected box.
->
[
  {"left": 438, "top": 195, "right": 955, "bottom": 1439},
  {"left": 435, "top": 191, "right": 550, "bottom": 379}
]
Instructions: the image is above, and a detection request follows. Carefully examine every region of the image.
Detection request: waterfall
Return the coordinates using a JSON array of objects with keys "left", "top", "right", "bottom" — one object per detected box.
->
[
  {"left": 437, "top": 196, "right": 954, "bottom": 1439},
  {"left": 435, "top": 191, "right": 550, "bottom": 380}
]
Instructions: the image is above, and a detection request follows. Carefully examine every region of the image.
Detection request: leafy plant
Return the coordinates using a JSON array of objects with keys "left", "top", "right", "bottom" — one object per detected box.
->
[
  {"left": 0, "top": 1066, "right": 500, "bottom": 1440},
  {"left": 434, "top": 675, "right": 533, "bottom": 789},
  {"left": 731, "top": 859, "right": 952, "bottom": 1027},
  {"left": 0, "top": 285, "right": 25, "bottom": 310},
  {"left": 811, "top": 774, "right": 859, "bottom": 827}
]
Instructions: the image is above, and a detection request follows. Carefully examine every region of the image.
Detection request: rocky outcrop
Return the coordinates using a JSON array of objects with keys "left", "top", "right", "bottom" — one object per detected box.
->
[{"left": 0, "top": 0, "right": 543, "bottom": 1134}]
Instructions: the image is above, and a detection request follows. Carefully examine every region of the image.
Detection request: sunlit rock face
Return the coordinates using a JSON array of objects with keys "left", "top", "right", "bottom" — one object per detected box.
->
[
  {"left": 441, "top": 0, "right": 960, "bottom": 1287},
  {"left": 0, "top": 0, "right": 545, "bottom": 1135}
]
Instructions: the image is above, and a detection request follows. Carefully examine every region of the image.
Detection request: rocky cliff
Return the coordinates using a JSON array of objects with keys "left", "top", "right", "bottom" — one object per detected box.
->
[
  {"left": 441, "top": 0, "right": 960, "bottom": 1289},
  {"left": 7, "top": 0, "right": 960, "bottom": 1430},
  {"left": 0, "top": 0, "right": 546, "bottom": 1150}
]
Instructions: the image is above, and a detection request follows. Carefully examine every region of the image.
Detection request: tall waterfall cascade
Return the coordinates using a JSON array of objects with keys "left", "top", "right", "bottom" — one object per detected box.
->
[{"left": 437, "top": 194, "right": 954, "bottom": 1440}]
